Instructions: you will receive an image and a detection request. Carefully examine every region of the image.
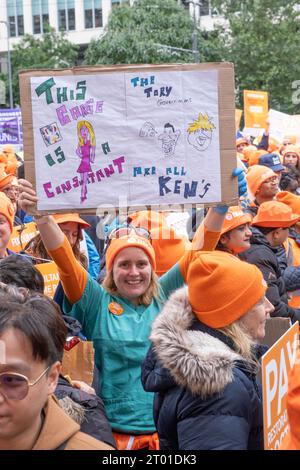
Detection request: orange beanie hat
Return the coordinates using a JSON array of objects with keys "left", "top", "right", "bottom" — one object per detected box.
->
[
  {"left": 0, "top": 192, "right": 14, "bottom": 233},
  {"left": 106, "top": 235, "right": 156, "bottom": 273},
  {"left": 276, "top": 191, "right": 300, "bottom": 215},
  {"left": 236, "top": 137, "right": 248, "bottom": 148},
  {"left": 268, "top": 137, "right": 280, "bottom": 153},
  {"left": 283, "top": 134, "right": 297, "bottom": 145},
  {"left": 129, "top": 210, "right": 190, "bottom": 275},
  {"left": 248, "top": 149, "right": 268, "bottom": 167},
  {"left": 241, "top": 144, "right": 257, "bottom": 163},
  {"left": 5, "top": 160, "right": 17, "bottom": 176},
  {"left": 252, "top": 201, "right": 300, "bottom": 228},
  {"left": 151, "top": 227, "right": 190, "bottom": 275},
  {"left": 0, "top": 153, "right": 8, "bottom": 165},
  {"left": 246, "top": 165, "right": 277, "bottom": 196},
  {"left": 220, "top": 206, "right": 252, "bottom": 235},
  {"left": 282, "top": 145, "right": 300, "bottom": 159},
  {"left": 129, "top": 210, "right": 166, "bottom": 232},
  {"left": 0, "top": 170, "right": 14, "bottom": 190},
  {"left": 2, "top": 144, "right": 14, "bottom": 154},
  {"left": 187, "top": 251, "right": 267, "bottom": 328}
]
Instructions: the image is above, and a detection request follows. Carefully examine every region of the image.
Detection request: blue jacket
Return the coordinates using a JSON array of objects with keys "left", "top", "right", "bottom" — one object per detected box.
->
[{"left": 141, "top": 287, "right": 264, "bottom": 450}]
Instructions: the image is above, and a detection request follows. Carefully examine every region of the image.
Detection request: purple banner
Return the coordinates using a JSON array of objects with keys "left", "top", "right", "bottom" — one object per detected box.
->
[{"left": 0, "top": 108, "right": 23, "bottom": 145}]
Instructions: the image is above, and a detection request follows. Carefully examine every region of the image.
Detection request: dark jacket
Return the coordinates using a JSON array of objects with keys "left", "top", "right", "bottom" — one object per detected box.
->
[
  {"left": 142, "top": 287, "right": 264, "bottom": 450},
  {"left": 244, "top": 200, "right": 259, "bottom": 218},
  {"left": 55, "top": 375, "right": 116, "bottom": 448},
  {"left": 240, "top": 227, "right": 300, "bottom": 323}
]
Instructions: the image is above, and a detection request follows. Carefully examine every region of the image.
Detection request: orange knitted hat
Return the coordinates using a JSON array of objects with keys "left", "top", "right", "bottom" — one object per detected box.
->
[
  {"left": 276, "top": 191, "right": 300, "bottom": 215},
  {"left": 268, "top": 137, "right": 280, "bottom": 153},
  {"left": 220, "top": 206, "right": 252, "bottom": 235},
  {"left": 0, "top": 171, "right": 14, "bottom": 190},
  {"left": 248, "top": 149, "right": 268, "bottom": 167},
  {"left": 0, "top": 192, "right": 14, "bottom": 233},
  {"left": 282, "top": 145, "right": 300, "bottom": 159},
  {"left": 283, "top": 134, "right": 297, "bottom": 145},
  {"left": 187, "top": 251, "right": 267, "bottom": 328},
  {"left": 2, "top": 144, "right": 14, "bottom": 154},
  {"left": 151, "top": 227, "right": 190, "bottom": 275},
  {"left": 252, "top": 201, "right": 300, "bottom": 228},
  {"left": 129, "top": 210, "right": 190, "bottom": 275},
  {"left": 241, "top": 144, "right": 257, "bottom": 163},
  {"left": 106, "top": 235, "right": 156, "bottom": 273},
  {"left": 246, "top": 165, "right": 277, "bottom": 196},
  {"left": 236, "top": 137, "right": 248, "bottom": 148}
]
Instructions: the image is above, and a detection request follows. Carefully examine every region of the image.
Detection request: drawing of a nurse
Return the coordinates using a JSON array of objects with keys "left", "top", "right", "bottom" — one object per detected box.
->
[{"left": 76, "top": 120, "right": 96, "bottom": 203}]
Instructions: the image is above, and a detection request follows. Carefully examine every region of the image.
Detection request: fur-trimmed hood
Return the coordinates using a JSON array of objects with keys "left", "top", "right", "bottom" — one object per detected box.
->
[{"left": 150, "top": 287, "right": 242, "bottom": 399}]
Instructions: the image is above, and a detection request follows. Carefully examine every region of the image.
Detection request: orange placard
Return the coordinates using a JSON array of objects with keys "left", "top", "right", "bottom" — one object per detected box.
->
[
  {"left": 36, "top": 262, "right": 60, "bottom": 298},
  {"left": 262, "top": 321, "right": 299, "bottom": 450},
  {"left": 235, "top": 109, "right": 242, "bottom": 131},
  {"left": 7, "top": 222, "right": 38, "bottom": 253},
  {"left": 244, "top": 90, "right": 268, "bottom": 129}
]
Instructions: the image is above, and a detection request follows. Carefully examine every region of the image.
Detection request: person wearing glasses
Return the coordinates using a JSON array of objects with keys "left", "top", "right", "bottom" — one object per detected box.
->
[
  {"left": 18, "top": 171, "right": 246, "bottom": 450},
  {"left": 0, "top": 285, "right": 113, "bottom": 450}
]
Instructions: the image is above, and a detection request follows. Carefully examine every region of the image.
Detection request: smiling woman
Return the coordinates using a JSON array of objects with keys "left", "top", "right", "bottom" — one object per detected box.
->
[{"left": 17, "top": 175, "right": 238, "bottom": 450}]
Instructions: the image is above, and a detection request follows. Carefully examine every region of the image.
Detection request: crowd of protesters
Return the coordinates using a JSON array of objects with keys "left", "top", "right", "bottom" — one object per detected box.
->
[{"left": 0, "top": 130, "right": 300, "bottom": 451}]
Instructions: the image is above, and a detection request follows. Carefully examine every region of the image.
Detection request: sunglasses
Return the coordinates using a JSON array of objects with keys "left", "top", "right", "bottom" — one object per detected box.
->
[
  {"left": 109, "top": 225, "right": 151, "bottom": 240},
  {"left": 0, "top": 366, "right": 50, "bottom": 400}
]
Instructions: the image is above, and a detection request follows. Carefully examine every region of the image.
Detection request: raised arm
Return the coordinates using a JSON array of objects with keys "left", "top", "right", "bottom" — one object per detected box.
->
[{"left": 18, "top": 179, "right": 87, "bottom": 304}]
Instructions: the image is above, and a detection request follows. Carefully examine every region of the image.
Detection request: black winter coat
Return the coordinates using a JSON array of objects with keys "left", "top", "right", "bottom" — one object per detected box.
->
[
  {"left": 240, "top": 227, "right": 300, "bottom": 323},
  {"left": 141, "top": 287, "right": 264, "bottom": 450},
  {"left": 55, "top": 375, "right": 116, "bottom": 448}
]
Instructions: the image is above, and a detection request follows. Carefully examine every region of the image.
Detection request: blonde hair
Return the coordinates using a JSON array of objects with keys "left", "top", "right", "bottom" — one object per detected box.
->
[
  {"left": 188, "top": 113, "right": 215, "bottom": 134},
  {"left": 77, "top": 120, "right": 96, "bottom": 147},
  {"left": 217, "top": 319, "right": 258, "bottom": 368},
  {"left": 102, "top": 269, "right": 161, "bottom": 306}
]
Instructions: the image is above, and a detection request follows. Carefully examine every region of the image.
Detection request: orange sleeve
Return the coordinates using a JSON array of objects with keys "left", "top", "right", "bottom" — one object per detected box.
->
[
  {"left": 179, "top": 226, "right": 221, "bottom": 282},
  {"left": 48, "top": 236, "right": 88, "bottom": 305}
]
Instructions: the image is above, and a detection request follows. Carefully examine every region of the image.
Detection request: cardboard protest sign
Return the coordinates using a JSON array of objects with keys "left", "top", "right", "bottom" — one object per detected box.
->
[
  {"left": 235, "top": 109, "right": 242, "bottom": 131},
  {"left": 19, "top": 63, "right": 237, "bottom": 212},
  {"left": 7, "top": 222, "right": 38, "bottom": 252},
  {"left": 61, "top": 340, "right": 95, "bottom": 385},
  {"left": 36, "top": 261, "right": 60, "bottom": 298},
  {"left": 269, "top": 109, "right": 291, "bottom": 142},
  {"left": 262, "top": 321, "right": 299, "bottom": 450},
  {"left": 244, "top": 90, "right": 268, "bottom": 130}
]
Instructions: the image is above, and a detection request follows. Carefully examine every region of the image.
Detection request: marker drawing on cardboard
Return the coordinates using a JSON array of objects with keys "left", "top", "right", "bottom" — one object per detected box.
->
[{"left": 76, "top": 120, "right": 96, "bottom": 203}]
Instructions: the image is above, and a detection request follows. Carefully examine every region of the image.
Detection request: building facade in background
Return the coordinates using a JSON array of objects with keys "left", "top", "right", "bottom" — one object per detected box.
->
[{"left": 0, "top": 0, "right": 219, "bottom": 73}]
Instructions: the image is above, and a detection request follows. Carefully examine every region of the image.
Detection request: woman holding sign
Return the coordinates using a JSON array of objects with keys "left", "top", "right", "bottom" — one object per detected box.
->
[{"left": 18, "top": 170, "right": 246, "bottom": 450}]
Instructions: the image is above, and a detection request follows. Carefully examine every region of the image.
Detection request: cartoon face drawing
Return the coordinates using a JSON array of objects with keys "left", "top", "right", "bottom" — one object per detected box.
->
[
  {"left": 158, "top": 123, "right": 181, "bottom": 157},
  {"left": 139, "top": 122, "right": 157, "bottom": 138},
  {"left": 187, "top": 113, "right": 215, "bottom": 152}
]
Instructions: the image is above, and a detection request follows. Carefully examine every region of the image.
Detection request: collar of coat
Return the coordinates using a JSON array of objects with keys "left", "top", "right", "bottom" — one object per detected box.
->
[{"left": 150, "top": 286, "right": 254, "bottom": 399}]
